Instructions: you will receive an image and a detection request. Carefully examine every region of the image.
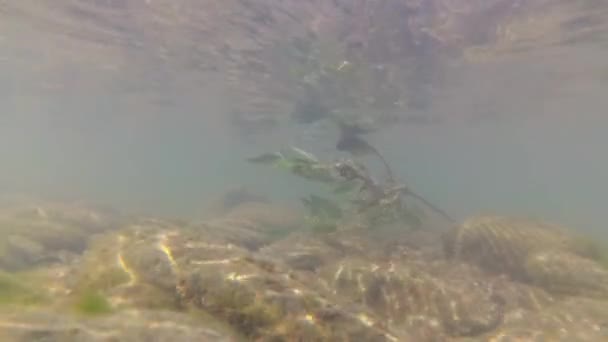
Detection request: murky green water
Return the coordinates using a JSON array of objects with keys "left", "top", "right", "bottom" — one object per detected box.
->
[{"left": 1, "top": 1, "right": 608, "bottom": 341}]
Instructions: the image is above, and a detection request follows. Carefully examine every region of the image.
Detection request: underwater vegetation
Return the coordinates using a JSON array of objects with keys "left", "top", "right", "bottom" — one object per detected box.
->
[
  {"left": 573, "top": 235, "right": 608, "bottom": 268},
  {"left": 248, "top": 142, "right": 453, "bottom": 235},
  {"left": 0, "top": 270, "right": 46, "bottom": 307},
  {"left": 72, "top": 290, "right": 113, "bottom": 316},
  {"left": 0, "top": 200, "right": 122, "bottom": 271},
  {"left": 301, "top": 194, "right": 343, "bottom": 234}
]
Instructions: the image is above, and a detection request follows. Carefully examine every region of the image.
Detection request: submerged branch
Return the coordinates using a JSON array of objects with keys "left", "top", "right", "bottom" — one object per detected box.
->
[
  {"left": 248, "top": 143, "right": 453, "bottom": 230},
  {"left": 400, "top": 188, "right": 456, "bottom": 224}
]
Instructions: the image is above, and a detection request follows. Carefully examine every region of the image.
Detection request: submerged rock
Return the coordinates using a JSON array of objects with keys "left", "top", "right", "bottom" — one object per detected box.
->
[
  {"left": 175, "top": 252, "right": 401, "bottom": 341},
  {"left": 524, "top": 250, "right": 608, "bottom": 298},
  {"left": 487, "top": 296, "right": 608, "bottom": 341},
  {"left": 315, "top": 252, "right": 506, "bottom": 339},
  {"left": 443, "top": 215, "right": 608, "bottom": 298},
  {"left": 443, "top": 215, "right": 578, "bottom": 275},
  {"left": 0, "top": 199, "right": 124, "bottom": 271},
  {"left": 201, "top": 186, "right": 270, "bottom": 217},
  {"left": 0, "top": 309, "right": 239, "bottom": 342},
  {"left": 189, "top": 201, "right": 304, "bottom": 251},
  {"left": 259, "top": 233, "right": 347, "bottom": 272},
  {"left": 66, "top": 218, "right": 185, "bottom": 310},
  {"left": 4, "top": 205, "right": 608, "bottom": 341}
]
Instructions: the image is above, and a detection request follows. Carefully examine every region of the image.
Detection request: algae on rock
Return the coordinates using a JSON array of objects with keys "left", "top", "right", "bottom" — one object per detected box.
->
[
  {"left": 0, "top": 199, "right": 123, "bottom": 272},
  {"left": 444, "top": 215, "right": 608, "bottom": 298},
  {"left": 0, "top": 270, "right": 48, "bottom": 307}
]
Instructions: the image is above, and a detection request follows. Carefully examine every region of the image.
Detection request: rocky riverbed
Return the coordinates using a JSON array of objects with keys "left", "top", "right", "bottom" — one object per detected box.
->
[{"left": 1, "top": 195, "right": 607, "bottom": 341}]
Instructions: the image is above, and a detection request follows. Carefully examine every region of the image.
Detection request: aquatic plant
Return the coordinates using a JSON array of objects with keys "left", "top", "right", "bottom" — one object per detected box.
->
[
  {"left": 247, "top": 147, "right": 340, "bottom": 184},
  {"left": 248, "top": 146, "right": 450, "bottom": 232},
  {"left": 72, "top": 290, "right": 113, "bottom": 316},
  {"left": 570, "top": 234, "right": 608, "bottom": 268},
  {"left": 70, "top": 234, "right": 133, "bottom": 295},
  {"left": 301, "top": 195, "right": 343, "bottom": 234},
  {"left": 0, "top": 270, "right": 46, "bottom": 307}
]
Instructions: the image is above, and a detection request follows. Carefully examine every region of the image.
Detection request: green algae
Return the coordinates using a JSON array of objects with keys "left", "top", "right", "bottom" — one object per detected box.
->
[
  {"left": 75, "top": 265, "right": 131, "bottom": 294},
  {"left": 71, "top": 233, "right": 133, "bottom": 294},
  {"left": 194, "top": 280, "right": 283, "bottom": 338},
  {"left": 72, "top": 290, "right": 113, "bottom": 316},
  {"left": 185, "top": 307, "right": 249, "bottom": 342},
  {"left": 584, "top": 240, "right": 608, "bottom": 269},
  {"left": 0, "top": 218, "right": 87, "bottom": 251},
  {"left": 570, "top": 234, "right": 608, "bottom": 268},
  {"left": 0, "top": 270, "right": 47, "bottom": 307}
]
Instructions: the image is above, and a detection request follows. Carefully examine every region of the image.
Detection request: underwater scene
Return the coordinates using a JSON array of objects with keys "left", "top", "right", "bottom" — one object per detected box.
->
[{"left": 1, "top": 1, "right": 608, "bottom": 341}]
